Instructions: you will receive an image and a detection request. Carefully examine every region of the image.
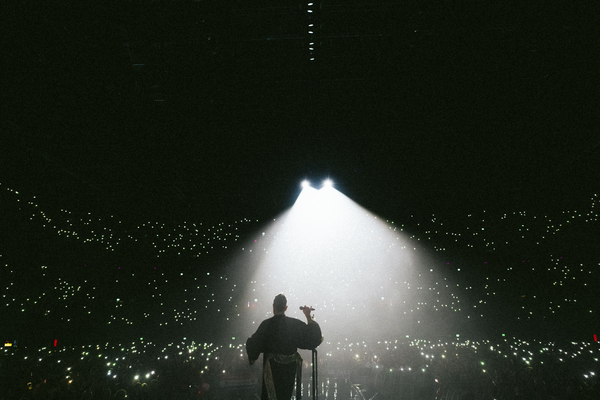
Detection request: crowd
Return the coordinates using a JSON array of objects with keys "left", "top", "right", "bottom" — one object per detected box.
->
[
  {"left": 1, "top": 344, "right": 221, "bottom": 400},
  {"left": 2, "top": 187, "right": 599, "bottom": 399},
  {"left": 1, "top": 337, "right": 598, "bottom": 400}
]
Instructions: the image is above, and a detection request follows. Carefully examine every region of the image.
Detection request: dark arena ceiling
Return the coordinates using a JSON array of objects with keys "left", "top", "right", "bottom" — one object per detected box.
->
[{"left": 3, "top": 0, "right": 599, "bottom": 223}]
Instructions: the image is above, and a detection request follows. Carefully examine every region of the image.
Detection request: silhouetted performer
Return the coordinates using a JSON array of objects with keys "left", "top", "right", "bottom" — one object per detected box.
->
[{"left": 246, "top": 293, "right": 322, "bottom": 400}]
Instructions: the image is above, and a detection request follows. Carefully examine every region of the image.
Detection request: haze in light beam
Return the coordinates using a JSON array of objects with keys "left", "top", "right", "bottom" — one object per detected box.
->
[{"left": 232, "top": 186, "right": 450, "bottom": 343}]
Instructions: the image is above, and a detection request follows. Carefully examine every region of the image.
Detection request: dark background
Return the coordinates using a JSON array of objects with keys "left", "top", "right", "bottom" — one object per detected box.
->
[{"left": 3, "top": 0, "right": 599, "bottom": 224}]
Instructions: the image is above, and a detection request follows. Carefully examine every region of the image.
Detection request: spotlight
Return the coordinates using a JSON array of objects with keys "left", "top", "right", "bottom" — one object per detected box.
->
[
  {"left": 323, "top": 179, "right": 333, "bottom": 188},
  {"left": 301, "top": 180, "right": 310, "bottom": 188}
]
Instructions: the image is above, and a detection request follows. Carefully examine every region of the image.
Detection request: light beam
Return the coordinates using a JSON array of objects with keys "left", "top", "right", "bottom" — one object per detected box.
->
[{"left": 230, "top": 183, "right": 461, "bottom": 345}]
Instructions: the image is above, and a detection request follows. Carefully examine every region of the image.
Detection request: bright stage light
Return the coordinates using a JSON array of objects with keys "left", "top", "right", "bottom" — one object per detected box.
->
[
  {"left": 301, "top": 180, "right": 310, "bottom": 188},
  {"left": 323, "top": 179, "right": 333, "bottom": 188}
]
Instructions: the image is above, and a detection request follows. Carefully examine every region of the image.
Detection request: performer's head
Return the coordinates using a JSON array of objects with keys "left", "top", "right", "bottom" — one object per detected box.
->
[{"left": 273, "top": 293, "right": 288, "bottom": 315}]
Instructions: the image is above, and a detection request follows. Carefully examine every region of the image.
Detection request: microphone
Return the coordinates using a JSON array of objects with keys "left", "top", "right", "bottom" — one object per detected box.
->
[{"left": 299, "top": 306, "right": 315, "bottom": 311}]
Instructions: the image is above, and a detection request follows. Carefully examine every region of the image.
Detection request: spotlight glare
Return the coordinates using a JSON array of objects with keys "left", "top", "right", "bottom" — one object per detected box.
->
[
  {"left": 301, "top": 180, "right": 310, "bottom": 188},
  {"left": 323, "top": 179, "right": 333, "bottom": 188}
]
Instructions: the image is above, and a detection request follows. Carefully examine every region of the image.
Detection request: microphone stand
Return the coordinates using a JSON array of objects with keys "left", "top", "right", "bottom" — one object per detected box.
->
[
  {"left": 301, "top": 306, "right": 319, "bottom": 400},
  {"left": 312, "top": 346, "right": 318, "bottom": 400}
]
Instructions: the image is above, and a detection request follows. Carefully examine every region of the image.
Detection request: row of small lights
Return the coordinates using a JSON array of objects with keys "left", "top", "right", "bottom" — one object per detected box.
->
[
  {"left": 2, "top": 185, "right": 253, "bottom": 258},
  {"left": 307, "top": 3, "right": 316, "bottom": 61}
]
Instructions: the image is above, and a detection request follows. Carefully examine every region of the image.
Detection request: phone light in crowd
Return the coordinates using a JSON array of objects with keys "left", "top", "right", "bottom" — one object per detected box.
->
[{"left": 54, "top": 339, "right": 58, "bottom": 347}]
